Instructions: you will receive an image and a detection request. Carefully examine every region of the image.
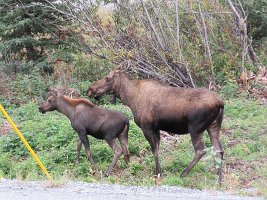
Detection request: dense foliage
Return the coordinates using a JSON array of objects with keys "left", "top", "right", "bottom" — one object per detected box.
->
[
  {"left": 240, "top": 0, "right": 267, "bottom": 43},
  {"left": 0, "top": 0, "right": 73, "bottom": 74}
]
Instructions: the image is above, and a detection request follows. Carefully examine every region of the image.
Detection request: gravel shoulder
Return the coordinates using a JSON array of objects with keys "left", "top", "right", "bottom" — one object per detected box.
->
[{"left": 0, "top": 178, "right": 264, "bottom": 200}]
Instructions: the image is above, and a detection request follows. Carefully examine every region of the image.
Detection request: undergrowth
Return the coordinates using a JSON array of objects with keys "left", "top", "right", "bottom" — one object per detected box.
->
[{"left": 0, "top": 98, "right": 266, "bottom": 197}]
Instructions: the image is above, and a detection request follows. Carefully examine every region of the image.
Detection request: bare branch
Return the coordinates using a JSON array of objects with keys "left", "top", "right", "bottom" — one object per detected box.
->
[
  {"left": 149, "top": 0, "right": 168, "bottom": 50},
  {"left": 140, "top": 0, "right": 165, "bottom": 51},
  {"left": 197, "top": 0, "right": 215, "bottom": 83},
  {"left": 226, "top": 0, "right": 258, "bottom": 67}
]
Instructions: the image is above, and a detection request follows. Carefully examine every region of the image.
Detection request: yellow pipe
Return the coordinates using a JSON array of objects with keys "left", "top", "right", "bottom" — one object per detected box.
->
[{"left": 0, "top": 104, "right": 52, "bottom": 180}]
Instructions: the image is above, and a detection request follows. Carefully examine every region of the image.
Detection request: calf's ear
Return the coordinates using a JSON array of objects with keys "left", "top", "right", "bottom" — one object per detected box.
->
[{"left": 48, "top": 87, "right": 59, "bottom": 97}]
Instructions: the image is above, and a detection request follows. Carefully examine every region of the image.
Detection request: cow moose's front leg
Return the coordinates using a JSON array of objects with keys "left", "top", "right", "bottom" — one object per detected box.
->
[
  {"left": 142, "top": 127, "right": 161, "bottom": 177},
  {"left": 78, "top": 131, "right": 97, "bottom": 173}
]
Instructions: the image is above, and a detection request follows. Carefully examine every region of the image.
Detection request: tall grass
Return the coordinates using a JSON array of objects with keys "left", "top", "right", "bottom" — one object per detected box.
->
[{"left": 0, "top": 98, "right": 266, "bottom": 196}]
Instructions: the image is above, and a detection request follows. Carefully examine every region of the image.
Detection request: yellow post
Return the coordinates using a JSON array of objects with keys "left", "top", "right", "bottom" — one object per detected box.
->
[{"left": 0, "top": 104, "right": 52, "bottom": 180}]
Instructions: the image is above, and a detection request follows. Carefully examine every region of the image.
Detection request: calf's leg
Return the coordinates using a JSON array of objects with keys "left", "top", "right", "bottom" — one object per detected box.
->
[
  {"left": 118, "top": 124, "right": 130, "bottom": 164},
  {"left": 105, "top": 138, "right": 123, "bottom": 176},
  {"left": 76, "top": 138, "right": 82, "bottom": 164},
  {"left": 180, "top": 133, "right": 206, "bottom": 177},
  {"left": 78, "top": 131, "right": 97, "bottom": 172}
]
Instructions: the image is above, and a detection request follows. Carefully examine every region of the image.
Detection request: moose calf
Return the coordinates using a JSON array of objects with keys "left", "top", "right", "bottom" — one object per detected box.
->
[{"left": 39, "top": 87, "right": 130, "bottom": 176}]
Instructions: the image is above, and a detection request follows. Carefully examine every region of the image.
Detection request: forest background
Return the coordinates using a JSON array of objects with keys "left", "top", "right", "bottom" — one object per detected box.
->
[{"left": 0, "top": 0, "right": 266, "bottom": 197}]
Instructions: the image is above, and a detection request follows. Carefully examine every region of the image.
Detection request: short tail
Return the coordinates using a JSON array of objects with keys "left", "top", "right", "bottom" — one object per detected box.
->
[
  {"left": 120, "top": 118, "right": 130, "bottom": 164},
  {"left": 217, "top": 106, "right": 224, "bottom": 128}
]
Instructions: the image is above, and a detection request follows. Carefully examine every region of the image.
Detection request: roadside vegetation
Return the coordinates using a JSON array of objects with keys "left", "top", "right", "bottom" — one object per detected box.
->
[
  {"left": 0, "top": 94, "right": 266, "bottom": 196},
  {"left": 0, "top": 0, "right": 266, "bottom": 198}
]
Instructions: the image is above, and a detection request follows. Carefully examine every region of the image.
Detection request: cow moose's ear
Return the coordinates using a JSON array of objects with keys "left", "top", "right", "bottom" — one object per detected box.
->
[
  {"left": 114, "top": 68, "right": 126, "bottom": 75},
  {"left": 106, "top": 71, "right": 116, "bottom": 81},
  {"left": 119, "top": 68, "right": 127, "bottom": 73}
]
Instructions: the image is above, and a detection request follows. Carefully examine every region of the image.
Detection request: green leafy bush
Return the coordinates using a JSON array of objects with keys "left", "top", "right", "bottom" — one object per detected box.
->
[
  {"left": 220, "top": 82, "right": 239, "bottom": 99},
  {"left": 240, "top": 0, "right": 267, "bottom": 43},
  {"left": 72, "top": 53, "right": 114, "bottom": 81},
  {"left": 5, "top": 70, "right": 48, "bottom": 105}
]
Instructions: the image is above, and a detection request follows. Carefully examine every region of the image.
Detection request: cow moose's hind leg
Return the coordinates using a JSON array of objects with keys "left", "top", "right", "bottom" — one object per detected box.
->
[
  {"left": 207, "top": 122, "right": 224, "bottom": 183},
  {"left": 180, "top": 133, "right": 206, "bottom": 177}
]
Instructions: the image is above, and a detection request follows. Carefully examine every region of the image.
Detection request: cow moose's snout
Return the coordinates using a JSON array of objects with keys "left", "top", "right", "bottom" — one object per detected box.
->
[
  {"left": 38, "top": 106, "right": 43, "bottom": 113},
  {"left": 87, "top": 88, "right": 100, "bottom": 100},
  {"left": 38, "top": 106, "right": 46, "bottom": 114}
]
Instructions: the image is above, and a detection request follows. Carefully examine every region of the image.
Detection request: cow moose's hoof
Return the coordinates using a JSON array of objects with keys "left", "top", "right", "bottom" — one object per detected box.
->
[
  {"left": 153, "top": 174, "right": 162, "bottom": 185},
  {"left": 217, "top": 169, "right": 223, "bottom": 185},
  {"left": 154, "top": 173, "right": 161, "bottom": 179},
  {"left": 104, "top": 171, "right": 111, "bottom": 177}
]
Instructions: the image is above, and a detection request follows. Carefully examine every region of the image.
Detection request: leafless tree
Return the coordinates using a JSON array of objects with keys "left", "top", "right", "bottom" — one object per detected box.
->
[{"left": 36, "top": 0, "right": 258, "bottom": 87}]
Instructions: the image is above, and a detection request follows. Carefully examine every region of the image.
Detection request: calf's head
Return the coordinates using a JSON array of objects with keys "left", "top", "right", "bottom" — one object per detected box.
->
[
  {"left": 87, "top": 70, "right": 119, "bottom": 100},
  {"left": 39, "top": 88, "right": 60, "bottom": 114}
]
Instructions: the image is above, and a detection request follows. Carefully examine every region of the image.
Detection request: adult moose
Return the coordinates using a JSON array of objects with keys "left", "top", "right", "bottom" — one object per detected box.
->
[
  {"left": 39, "top": 88, "right": 130, "bottom": 176},
  {"left": 87, "top": 70, "right": 224, "bottom": 182}
]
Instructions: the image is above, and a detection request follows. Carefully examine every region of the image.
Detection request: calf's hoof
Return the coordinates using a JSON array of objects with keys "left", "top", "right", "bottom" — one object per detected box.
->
[
  {"left": 124, "top": 155, "right": 130, "bottom": 164},
  {"left": 180, "top": 170, "right": 188, "bottom": 178}
]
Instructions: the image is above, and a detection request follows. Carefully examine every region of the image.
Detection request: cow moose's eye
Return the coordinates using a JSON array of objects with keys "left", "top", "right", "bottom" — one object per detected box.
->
[{"left": 105, "top": 77, "right": 110, "bottom": 82}]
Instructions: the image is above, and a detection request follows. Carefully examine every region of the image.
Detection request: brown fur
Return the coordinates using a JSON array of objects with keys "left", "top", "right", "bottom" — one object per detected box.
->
[
  {"left": 39, "top": 88, "right": 130, "bottom": 176},
  {"left": 62, "top": 96, "right": 95, "bottom": 107},
  {"left": 88, "top": 70, "right": 224, "bottom": 182}
]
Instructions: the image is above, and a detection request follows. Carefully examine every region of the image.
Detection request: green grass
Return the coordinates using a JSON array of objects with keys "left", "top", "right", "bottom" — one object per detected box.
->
[{"left": 0, "top": 98, "right": 266, "bottom": 197}]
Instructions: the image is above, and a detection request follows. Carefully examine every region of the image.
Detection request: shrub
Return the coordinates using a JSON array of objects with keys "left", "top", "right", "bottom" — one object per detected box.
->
[
  {"left": 220, "top": 82, "right": 239, "bottom": 99},
  {"left": 240, "top": 0, "right": 267, "bottom": 43}
]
